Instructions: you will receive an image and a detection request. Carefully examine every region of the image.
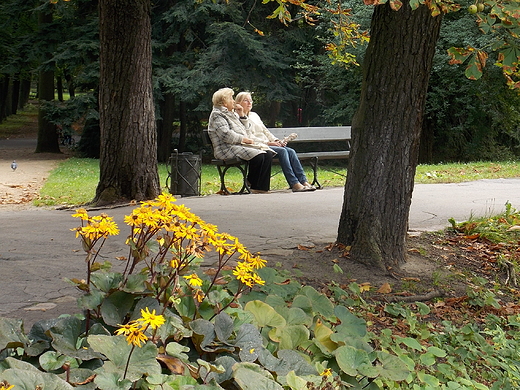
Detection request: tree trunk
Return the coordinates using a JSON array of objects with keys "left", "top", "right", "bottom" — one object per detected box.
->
[
  {"left": 36, "top": 67, "right": 61, "bottom": 153},
  {"left": 95, "top": 0, "right": 160, "bottom": 205},
  {"left": 157, "top": 92, "right": 175, "bottom": 162},
  {"left": 36, "top": 9, "right": 61, "bottom": 153},
  {"left": 337, "top": 3, "right": 442, "bottom": 271},
  {"left": 178, "top": 100, "right": 187, "bottom": 152}
]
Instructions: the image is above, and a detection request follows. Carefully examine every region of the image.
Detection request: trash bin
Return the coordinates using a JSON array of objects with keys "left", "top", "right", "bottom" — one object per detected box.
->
[{"left": 168, "top": 150, "right": 201, "bottom": 197}]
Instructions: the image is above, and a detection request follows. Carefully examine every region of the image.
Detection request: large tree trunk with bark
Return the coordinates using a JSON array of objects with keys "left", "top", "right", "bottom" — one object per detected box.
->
[
  {"left": 337, "top": 3, "right": 442, "bottom": 271},
  {"left": 95, "top": 0, "right": 160, "bottom": 204}
]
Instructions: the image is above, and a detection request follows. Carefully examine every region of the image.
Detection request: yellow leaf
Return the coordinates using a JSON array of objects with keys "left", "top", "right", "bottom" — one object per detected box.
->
[{"left": 359, "top": 283, "right": 372, "bottom": 292}]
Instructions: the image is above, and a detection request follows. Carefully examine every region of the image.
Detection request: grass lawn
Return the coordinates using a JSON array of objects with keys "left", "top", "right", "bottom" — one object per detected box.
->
[{"left": 34, "top": 157, "right": 520, "bottom": 207}]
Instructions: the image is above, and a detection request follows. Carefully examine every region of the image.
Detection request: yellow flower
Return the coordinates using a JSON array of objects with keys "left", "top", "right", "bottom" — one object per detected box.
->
[
  {"left": 115, "top": 321, "right": 140, "bottom": 336},
  {"left": 126, "top": 328, "right": 148, "bottom": 347},
  {"left": 320, "top": 368, "right": 332, "bottom": 376},
  {"left": 71, "top": 208, "right": 89, "bottom": 220},
  {"left": 184, "top": 273, "right": 203, "bottom": 287},
  {"left": 232, "top": 266, "right": 252, "bottom": 284},
  {"left": 246, "top": 254, "right": 267, "bottom": 269},
  {"left": 139, "top": 307, "right": 165, "bottom": 330}
]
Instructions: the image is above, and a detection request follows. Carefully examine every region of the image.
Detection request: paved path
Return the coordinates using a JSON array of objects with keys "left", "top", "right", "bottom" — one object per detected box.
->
[{"left": 1, "top": 178, "right": 520, "bottom": 327}]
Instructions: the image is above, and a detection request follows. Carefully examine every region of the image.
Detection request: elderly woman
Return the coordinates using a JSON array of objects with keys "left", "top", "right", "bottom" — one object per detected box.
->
[
  {"left": 235, "top": 91, "right": 315, "bottom": 192},
  {"left": 208, "top": 88, "right": 274, "bottom": 193}
]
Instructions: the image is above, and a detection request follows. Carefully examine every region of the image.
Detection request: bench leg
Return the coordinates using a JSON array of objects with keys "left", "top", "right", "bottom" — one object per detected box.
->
[
  {"left": 216, "top": 164, "right": 251, "bottom": 195},
  {"left": 309, "top": 156, "right": 322, "bottom": 189}
]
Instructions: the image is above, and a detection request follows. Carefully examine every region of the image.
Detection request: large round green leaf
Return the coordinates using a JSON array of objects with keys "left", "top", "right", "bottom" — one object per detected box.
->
[
  {"left": 334, "top": 345, "right": 377, "bottom": 377},
  {"left": 88, "top": 334, "right": 161, "bottom": 382},
  {"left": 244, "top": 300, "right": 286, "bottom": 328},
  {"left": 233, "top": 362, "right": 283, "bottom": 390}
]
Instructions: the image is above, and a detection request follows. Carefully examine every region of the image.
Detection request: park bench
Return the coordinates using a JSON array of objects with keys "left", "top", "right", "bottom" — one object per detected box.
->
[{"left": 202, "top": 126, "right": 351, "bottom": 195}]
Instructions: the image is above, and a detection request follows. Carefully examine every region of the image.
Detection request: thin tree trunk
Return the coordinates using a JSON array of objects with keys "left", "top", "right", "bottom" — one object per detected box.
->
[
  {"left": 35, "top": 9, "right": 60, "bottom": 154},
  {"left": 337, "top": 3, "right": 442, "bottom": 271},
  {"left": 95, "top": 0, "right": 160, "bottom": 204},
  {"left": 157, "top": 92, "right": 175, "bottom": 162}
]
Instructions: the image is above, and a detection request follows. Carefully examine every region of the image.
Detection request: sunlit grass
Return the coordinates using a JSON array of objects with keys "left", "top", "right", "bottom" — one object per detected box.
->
[
  {"left": 415, "top": 161, "right": 520, "bottom": 183},
  {"left": 35, "top": 158, "right": 520, "bottom": 207},
  {"left": 35, "top": 159, "right": 347, "bottom": 206}
]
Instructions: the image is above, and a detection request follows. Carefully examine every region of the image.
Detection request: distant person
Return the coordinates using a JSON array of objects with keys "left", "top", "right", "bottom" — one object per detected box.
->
[
  {"left": 235, "top": 91, "right": 315, "bottom": 192},
  {"left": 207, "top": 88, "right": 274, "bottom": 193}
]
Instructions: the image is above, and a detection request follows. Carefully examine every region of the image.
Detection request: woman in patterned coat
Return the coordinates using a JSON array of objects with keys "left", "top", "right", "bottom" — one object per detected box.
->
[{"left": 208, "top": 88, "right": 274, "bottom": 193}]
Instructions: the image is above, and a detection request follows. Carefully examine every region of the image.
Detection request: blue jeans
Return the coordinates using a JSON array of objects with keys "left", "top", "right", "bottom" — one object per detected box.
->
[{"left": 270, "top": 146, "right": 308, "bottom": 187}]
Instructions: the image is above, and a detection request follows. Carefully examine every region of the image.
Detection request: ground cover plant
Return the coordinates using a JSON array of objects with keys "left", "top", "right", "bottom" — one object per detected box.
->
[{"left": 1, "top": 194, "right": 520, "bottom": 389}]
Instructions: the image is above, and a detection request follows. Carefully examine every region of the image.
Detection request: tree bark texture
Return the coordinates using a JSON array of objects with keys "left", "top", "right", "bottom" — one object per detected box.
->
[
  {"left": 337, "top": 3, "right": 442, "bottom": 271},
  {"left": 95, "top": 0, "right": 160, "bottom": 204},
  {"left": 36, "top": 10, "right": 60, "bottom": 154},
  {"left": 157, "top": 92, "right": 175, "bottom": 162}
]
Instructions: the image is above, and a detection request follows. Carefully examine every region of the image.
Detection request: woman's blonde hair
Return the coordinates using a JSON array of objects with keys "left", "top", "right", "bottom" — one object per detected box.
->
[
  {"left": 235, "top": 91, "right": 252, "bottom": 104},
  {"left": 212, "top": 88, "right": 234, "bottom": 107}
]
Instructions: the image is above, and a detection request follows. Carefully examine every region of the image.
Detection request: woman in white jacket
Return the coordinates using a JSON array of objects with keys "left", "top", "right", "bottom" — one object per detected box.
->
[{"left": 235, "top": 92, "right": 315, "bottom": 192}]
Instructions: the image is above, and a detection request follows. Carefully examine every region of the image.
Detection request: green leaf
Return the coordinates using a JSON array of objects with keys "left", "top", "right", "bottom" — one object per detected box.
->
[
  {"left": 244, "top": 300, "right": 286, "bottom": 328},
  {"left": 415, "top": 302, "right": 430, "bottom": 315},
  {"left": 334, "top": 305, "right": 367, "bottom": 337},
  {"left": 417, "top": 370, "right": 440, "bottom": 386},
  {"left": 1, "top": 367, "right": 75, "bottom": 390},
  {"left": 0, "top": 318, "right": 27, "bottom": 350},
  {"left": 39, "top": 351, "right": 78, "bottom": 372},
  {"left": 50, "top": 317, "right": 103, "bottom": 360},
  {"left": 285, "top": 370, "right": 309, "bottom": 390},
  {"left": 214, "top": 312, "right": 234, "bottom": 343},
  {"left": 88, "top": 335, "right": 161, "bottom": 382},
  {"left": 233, "top": 362, "right": 284, "bottom": 390},
  {"left": 375, "top": 351, "right": 411, "bottom": 381},
  {"left": 100, "top": 291, "right": 135, "bottom": 327},
  {"left": 77, "top": 289, "right": 105, "bottom": 311},
  {"left": 420, "top": 352, "right": 437, "bottom": 366},
  {"left": 334, "top": 345, "right": 376, "bottom": 377},
  {"left": 94, "top": 371, "right": 132, "bottom": 390},
  {"left": 400, "top": 337, "right": 425, "bottom": 351},
  {"left": 190, "top": 318, "right": 216, "bottom": 349},
  {"left": 426, "top": 346, "right": 447, "bottom": 357},
  {"left": 270, "top": 325, "right": 309, "bottom": 350},
  {"left": 122, "top": 273, "right": 147, "bottom": 293},
  {"left": 90, "top": 271, "right": 123, "bottom": 292},
  {"left": 300, "top": 286, "right": 335, "bottom": 320}
]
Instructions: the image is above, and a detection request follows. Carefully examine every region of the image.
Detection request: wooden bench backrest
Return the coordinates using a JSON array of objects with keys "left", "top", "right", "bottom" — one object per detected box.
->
[{"left": 268, "top": 126, "right": 351, "bottom": 143}]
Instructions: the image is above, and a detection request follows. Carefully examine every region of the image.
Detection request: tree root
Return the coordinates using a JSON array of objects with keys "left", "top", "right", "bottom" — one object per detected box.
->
[
  {"left": 502, "top": 260, "right": 517, "bottom": 287},
  {"left": 375, "top": 289, "right": 444, "bottom": 303}
]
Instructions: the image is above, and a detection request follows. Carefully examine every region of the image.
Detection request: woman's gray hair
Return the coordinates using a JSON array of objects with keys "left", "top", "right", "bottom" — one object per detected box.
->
[
  {"left": 235, "top": 91, "right": 252, "bottom": 104},
  {"left": 212, "top": 88, "right": 234, "bottom": 107}
]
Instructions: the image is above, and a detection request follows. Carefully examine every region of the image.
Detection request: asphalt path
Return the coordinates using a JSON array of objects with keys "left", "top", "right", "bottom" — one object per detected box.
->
[{"left": 1, "top": 177, "right": 520, "bottom": 327}]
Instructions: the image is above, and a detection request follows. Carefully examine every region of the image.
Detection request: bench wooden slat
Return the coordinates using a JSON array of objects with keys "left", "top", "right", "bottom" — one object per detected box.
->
[
  {"left": 295, "top": 151, "right": 350, "bottom": 160},
  {"left": 269, "top": 126, "right": 351, "bottom": 142}
]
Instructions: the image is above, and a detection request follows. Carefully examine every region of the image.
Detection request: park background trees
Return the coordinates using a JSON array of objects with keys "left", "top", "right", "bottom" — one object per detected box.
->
[{"left": 2, "top": 0, "right": 520, "bottom": 271}]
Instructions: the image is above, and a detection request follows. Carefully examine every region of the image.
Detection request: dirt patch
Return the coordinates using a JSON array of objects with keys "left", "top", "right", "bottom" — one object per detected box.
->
[{"left": 0, "top": 114, "right": 73, "bottom": 210}]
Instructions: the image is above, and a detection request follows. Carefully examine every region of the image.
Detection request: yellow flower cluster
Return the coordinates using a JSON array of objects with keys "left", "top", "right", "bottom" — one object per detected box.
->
[
  {"left": 71, "top": 209, "right": 120, "bottom": 241},
  {"left": 115, "top": 307, "right": 165, "bottom": 347}
]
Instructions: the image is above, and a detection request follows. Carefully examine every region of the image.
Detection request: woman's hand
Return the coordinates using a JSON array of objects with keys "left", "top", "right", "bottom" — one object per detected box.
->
[
  {"left": 242, "top": 137, "right": 254, "bottom": 144},
  {"left": 268, "top": 140, "right": 285, "bottom": 147},
  {"left": 234, "top": 102, "right": 245, "bottom": 116}
]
